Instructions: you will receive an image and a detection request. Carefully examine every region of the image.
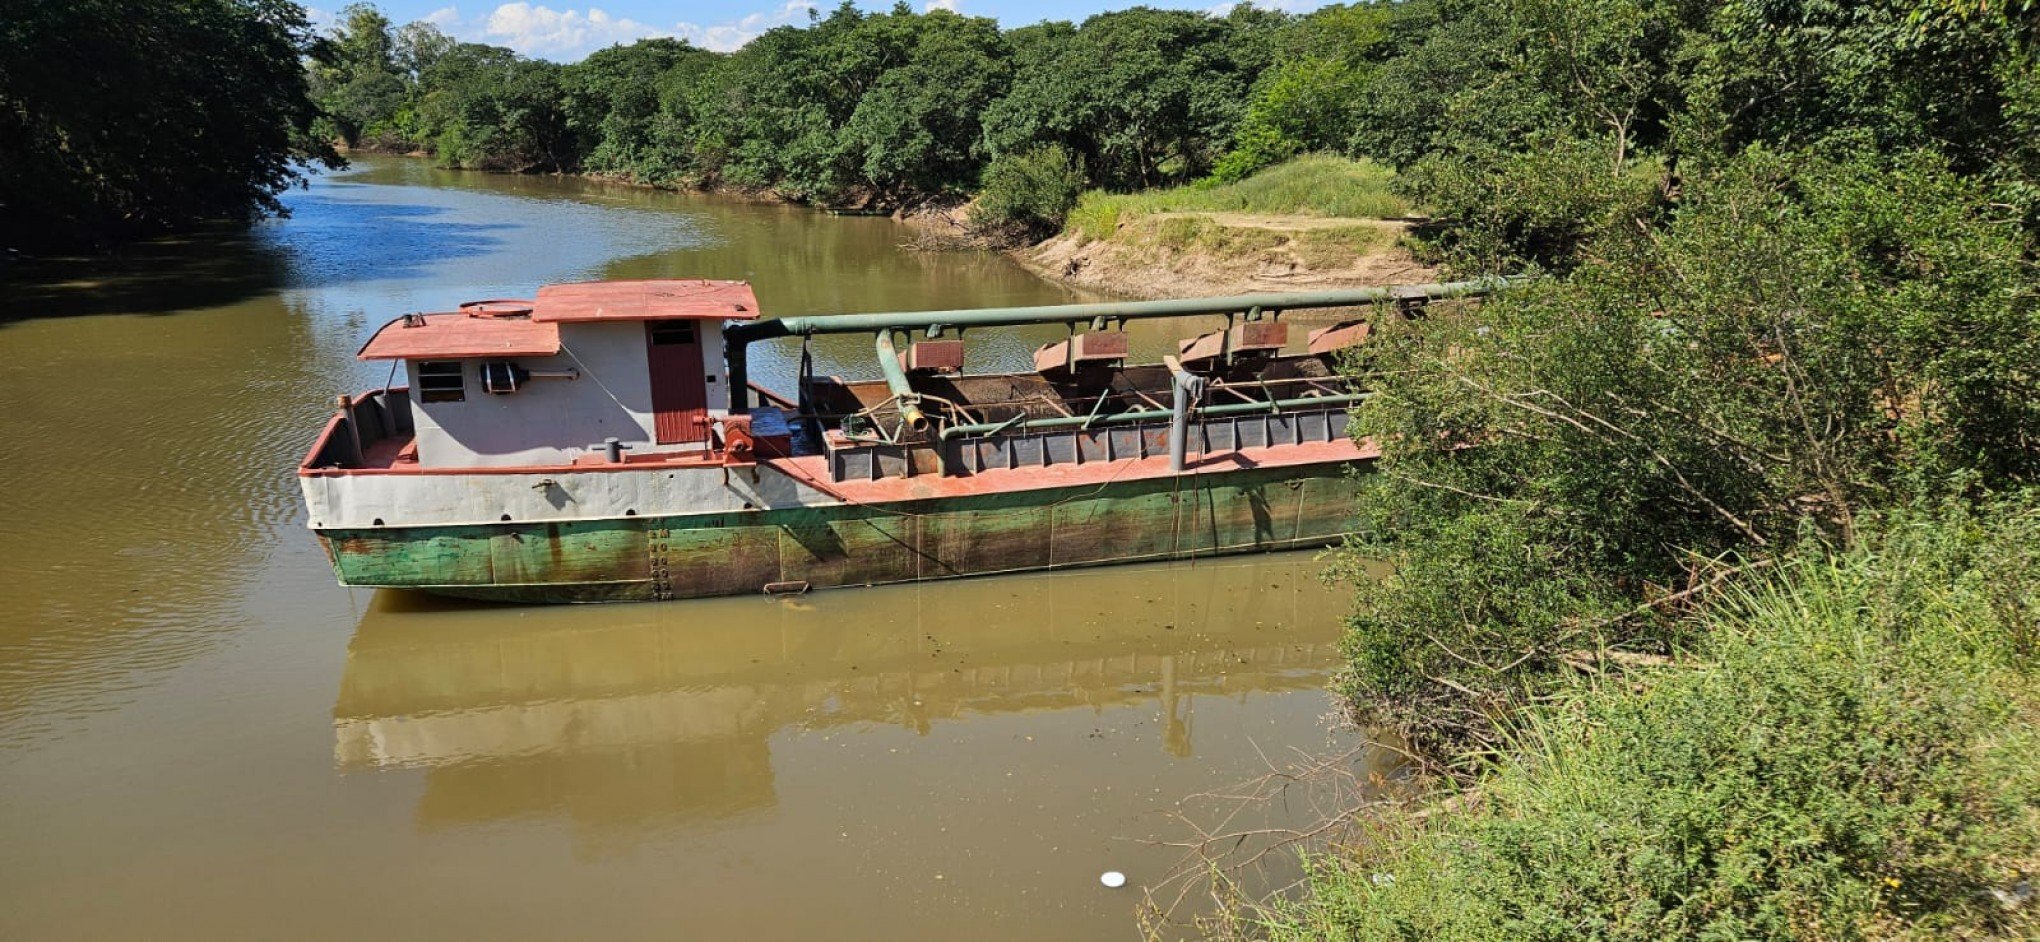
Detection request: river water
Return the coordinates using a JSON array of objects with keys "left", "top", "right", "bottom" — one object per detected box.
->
[{"left": 0, "top": 158, "right": 1378, "bottom": 940}]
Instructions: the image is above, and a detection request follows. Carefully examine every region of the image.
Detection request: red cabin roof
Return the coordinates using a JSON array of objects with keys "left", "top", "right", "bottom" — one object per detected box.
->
[
  {"left": 532, "top": 279, "right": 760, "bottom": 323},
  {"left": 357, "top": 312, "right": 561, "bottom": 361}
]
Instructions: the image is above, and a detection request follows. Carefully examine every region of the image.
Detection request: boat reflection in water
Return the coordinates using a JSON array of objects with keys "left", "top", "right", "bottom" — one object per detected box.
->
[{"left": 334, "top": 553, "right": 1352, "bottom": 832}]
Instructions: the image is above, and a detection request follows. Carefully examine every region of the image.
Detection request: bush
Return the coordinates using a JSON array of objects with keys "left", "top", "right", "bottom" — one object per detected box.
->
[
  {"left": 1279, "top": 500, "right": 2040, "bottom": 941},
  {"left": 968, "top": 145, "right": 1085, "bottom": 243},
  {"left": 1337, "top": 146, "right": 2040, "bottom": 762},
  {"left": 1400, "top": 137, "right": 1668, "bottom": 273}
]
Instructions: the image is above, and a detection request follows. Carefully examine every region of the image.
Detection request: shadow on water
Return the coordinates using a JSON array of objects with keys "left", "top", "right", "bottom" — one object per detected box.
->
[
  {"left": 0, "top": 199, "right": 505, "bottom": 324},
  {"left": 0, "top": 227, "right": 291, "bottom": 322}
]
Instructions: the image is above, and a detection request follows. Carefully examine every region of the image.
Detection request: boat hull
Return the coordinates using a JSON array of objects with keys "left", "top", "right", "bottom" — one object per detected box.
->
[{"left": 317, "top": 461, "right": 1365, "bottom": 603}]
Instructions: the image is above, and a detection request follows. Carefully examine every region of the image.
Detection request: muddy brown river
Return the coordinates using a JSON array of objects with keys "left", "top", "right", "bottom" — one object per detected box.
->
[{"left": 0, "top": 159, "right": 1382, "bottom": 940}]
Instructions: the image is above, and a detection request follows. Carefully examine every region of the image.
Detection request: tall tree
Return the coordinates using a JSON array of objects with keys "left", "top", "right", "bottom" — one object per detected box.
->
[
  {"left": 0, "top": 0, "right": 339, "bottom": 251},
  {"left": 984, "top": 8, "right": 1266, "bottom": 189},
  {"left": 838, "top": 11, "right": 1013, "bottom": 199},
  {"left": 309, "top": 3, "right": 407, "bottom": 147}
]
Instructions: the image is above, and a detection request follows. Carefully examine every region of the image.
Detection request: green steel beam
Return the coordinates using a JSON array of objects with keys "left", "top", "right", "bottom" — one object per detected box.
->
[
  {"left": 727, "top": 278, "right": 1520, "bottom": 411},
  {"left": 729, "top": 278, "right": 1511, "bottom": 344}
]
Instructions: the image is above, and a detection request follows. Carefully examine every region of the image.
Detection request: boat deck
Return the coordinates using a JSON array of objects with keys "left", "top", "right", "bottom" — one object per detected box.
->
[{"left": 771, "top": 436, "right": 1376, "bottom": 503}]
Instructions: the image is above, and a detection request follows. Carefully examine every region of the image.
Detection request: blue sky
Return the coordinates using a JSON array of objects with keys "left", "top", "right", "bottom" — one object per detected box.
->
[{"left": 313, "top": 1, "right": 1332, "bottom": 60}]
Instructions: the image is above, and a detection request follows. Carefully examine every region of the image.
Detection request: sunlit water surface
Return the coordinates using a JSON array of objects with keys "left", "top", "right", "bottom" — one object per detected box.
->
[{"left": 0, "top": 158, "right": 1384, "bottom": 940}]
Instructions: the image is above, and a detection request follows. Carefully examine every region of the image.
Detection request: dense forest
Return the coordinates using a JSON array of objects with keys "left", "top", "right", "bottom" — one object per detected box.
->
[
  {"left": 305, "top": 0, "right": 1341, "bottom": 227},
  {"left": 0, "top": 0, "right": 339, "bottom": 251}
]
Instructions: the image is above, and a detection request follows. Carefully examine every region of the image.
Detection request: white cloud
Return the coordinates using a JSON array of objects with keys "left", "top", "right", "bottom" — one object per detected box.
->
[
  {"left": 681, "top": 1, "right": 819, "bottom": 52},
  {"left": 924, "top": 0, "right": 960, "bottom": 11},
  {"left": 425, "top": 1, "right": 818, "bottom": 59},
  {"left": 479, "top": 3, "right": 664, "bottom": 56}
]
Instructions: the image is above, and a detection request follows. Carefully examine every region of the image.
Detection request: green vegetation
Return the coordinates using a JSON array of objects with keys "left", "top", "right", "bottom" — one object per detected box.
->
[
  {"left": 1146, "top": 0, "right": 2040, "bottom": 936},
  {"left": 308, "top": 1, "right": 1315, "bottom": 203},
  {"left": 969, "top": 146, "right": 1086, "bottom": 242},
  {"left": 1336, "top": 146, "right": 2040, "bottom": 763},
  {"left": 1066, "top": 155, "right": 1408, "bottom": 242},
  {"left": 1278, "top": 503, "right": 2040, "bottom": 940},
  {"left": 1111, "top": 215, "right": 1386, "bottom": 269},
  {"left": 0, "top": 0, "right": 338, "bottom": 251},
  {"left": 301, "top": 2, "right": 1434, "bottom": 222}
]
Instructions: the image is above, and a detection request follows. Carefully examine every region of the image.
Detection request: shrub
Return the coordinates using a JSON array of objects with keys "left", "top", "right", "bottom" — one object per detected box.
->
[
  {"left": 968, "top": 145, "right": 1085, "bottom": 243},
  {"left": 1279, "top": 500, "right": 2040, "bottom": 941},
  {"left": 1337, "top": 146, "right": 2040, "bottom": 761}
]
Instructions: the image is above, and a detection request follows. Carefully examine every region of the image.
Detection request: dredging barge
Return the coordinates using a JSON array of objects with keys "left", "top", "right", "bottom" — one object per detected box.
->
[{"left": 299, "top": 279, "right": 1498, "bottom": 602}]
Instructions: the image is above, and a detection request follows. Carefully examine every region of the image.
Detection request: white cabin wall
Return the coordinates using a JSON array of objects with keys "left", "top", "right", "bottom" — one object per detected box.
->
[
  {"left": 408, "top": 322, "right": 647, "bottom": 467},
  {"left": 700, "top": 321, "right": 730, "bottom": 414},
  {"left": 406, "top": 320, "right": 733, "bottom": 468}
]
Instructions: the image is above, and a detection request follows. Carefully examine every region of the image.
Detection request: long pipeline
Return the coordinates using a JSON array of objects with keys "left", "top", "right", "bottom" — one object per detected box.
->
[{"left": 724, "top": 278, "right": 1515, "bottom": 412}]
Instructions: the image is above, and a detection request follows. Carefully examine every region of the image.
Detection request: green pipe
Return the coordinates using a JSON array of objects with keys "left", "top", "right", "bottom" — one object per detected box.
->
[
  {"left": 730, "top": 279, "right": 1510, "bottom": 343},
  {"left": 873, "top": 330, "right": 929, "bottom": 432},
  {"left": 936, "top": 392, "right": 1370, "bottom": 440},
  {"left": 726, "top": 278, "right": 1520, "bottom": 410}
]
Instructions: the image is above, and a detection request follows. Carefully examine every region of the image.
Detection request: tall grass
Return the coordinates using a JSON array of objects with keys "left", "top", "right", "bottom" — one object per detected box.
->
[
  {"left": 1066, "top": 155, "right": 1409, "bottom": 241},
  {"left": 1271, "top": 500, "right": 2040, "bottom": 941}
]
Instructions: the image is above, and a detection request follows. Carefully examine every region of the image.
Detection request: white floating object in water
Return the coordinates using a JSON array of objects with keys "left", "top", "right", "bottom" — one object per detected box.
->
[{"left": 1100, "top": 871, "right": 1127, "bottom": 889}]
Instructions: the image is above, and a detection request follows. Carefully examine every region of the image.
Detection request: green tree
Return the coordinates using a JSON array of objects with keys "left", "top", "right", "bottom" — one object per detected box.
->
[
  {"left": 984, "top": 8, "right": 1268, "bottom": 189},
  {"left": 969, "top": 145, "right": 1085, "bottom": 242},
  {"left": 838, "top": 11, "right": 1013, "bottom": 199},
  {"left": 562, "top": 38, "right": 711, "bottom": 180},
  {"left": 0, "top": 0, "right": 339, "bottom": 250},
  {"left": 1211, "top": 3, "right": 1393, "bottom": 182},
  {"left": 309, "top": 3, "right": 408, "bottom": 147},
  {"left": 414, "top": 43, "right": 572, "bottom": 172}
]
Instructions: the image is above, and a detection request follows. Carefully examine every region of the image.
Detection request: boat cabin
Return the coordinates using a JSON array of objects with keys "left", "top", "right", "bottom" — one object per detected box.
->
[{"left": 351, "top": 280, "right": 755, "bottom": 469}]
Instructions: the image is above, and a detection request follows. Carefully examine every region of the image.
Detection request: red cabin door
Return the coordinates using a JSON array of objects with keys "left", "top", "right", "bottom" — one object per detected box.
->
[{"left": 646, "top": 320, "right": 709, "bottom": 444}]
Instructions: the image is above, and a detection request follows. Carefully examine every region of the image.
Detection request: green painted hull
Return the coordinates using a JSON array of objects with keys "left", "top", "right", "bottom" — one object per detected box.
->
[{"left": 319, "top": 463, "right": 1365, "bottom": 603}]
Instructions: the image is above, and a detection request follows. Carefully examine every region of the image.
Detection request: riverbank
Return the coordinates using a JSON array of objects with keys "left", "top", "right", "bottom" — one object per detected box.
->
[
  {"left": 1268, "top": 501, "right": 2040, "bottom": 940},
  {"left": 326, "top": 152, "right": 1438, "bottom": 302},
  {"left": 1010, "top": 156, "right": 1438, "bottom": 300},
  {"left": 1014, "top": 213, "right": 1434, "bottom": 300}
]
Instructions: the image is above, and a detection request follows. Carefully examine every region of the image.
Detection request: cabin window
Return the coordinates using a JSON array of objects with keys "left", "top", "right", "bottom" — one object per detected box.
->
[
  {"left": 649, "top": 322, "right": 697, "bottom": 346},
  {"left": 417, "top": 361, "right": 465, "bottom": 402}
]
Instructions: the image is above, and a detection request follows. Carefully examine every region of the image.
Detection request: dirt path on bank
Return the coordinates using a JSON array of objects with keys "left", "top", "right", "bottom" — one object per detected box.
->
[{"left": 1014, "top": 211, "right": 1437, "bottom": 303}]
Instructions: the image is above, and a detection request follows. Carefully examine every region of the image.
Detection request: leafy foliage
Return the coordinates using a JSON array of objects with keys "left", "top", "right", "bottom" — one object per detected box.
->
[
  {"left": 1281, "top": 500, "right": 2040, "bottom": 940},
  {"left": 968, "top": 146, "right": 1086, "bottom": 243},
  {"left": 309, "top": 2, "right": 1369, "bottom": 208},
  {"left": 983, "top": 7, "right": 1278, "bottom": 190},
  {"left": 415, "top": 45, "right": 573, "bottom": 171},
  {"left": 1210, "top": 5, "right": 1392, "bottom": 182},
  {"left": 307, "top": 3, "right": 407, "bottom": 148},
  {"left": 0, "top": 0, "right": 338, "bottom": 250},
  {"left": 1339, "top": 147, "right": 2040, "bottom": 760}
]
